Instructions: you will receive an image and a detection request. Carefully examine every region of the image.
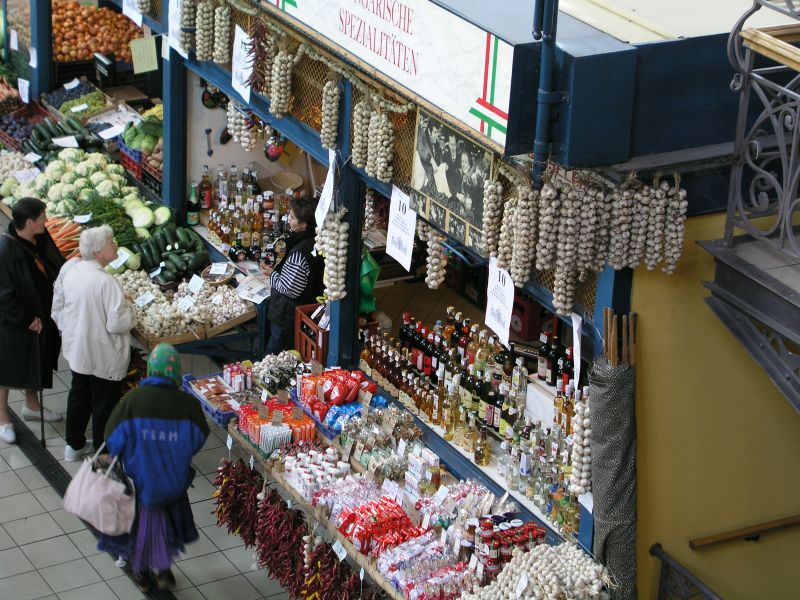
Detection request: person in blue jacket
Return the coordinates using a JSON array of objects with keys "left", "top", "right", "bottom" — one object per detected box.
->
[{"left": 98, "top": 343, "right": 210, "bottom": 592}]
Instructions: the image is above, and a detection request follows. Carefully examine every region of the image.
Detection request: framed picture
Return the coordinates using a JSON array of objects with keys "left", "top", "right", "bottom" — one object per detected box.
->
[
  {"left": 410, "top": 189, "right": 428, "bottom": 218},
  {"left": 412, "top": 110, "right": 492, "bottom": 230},
  {"left": 467, "top": 226, "right": 484, "bottom": 256},
  {"left": 446, "top": 213, "right": 467, "bottom": 244},
  {"left": 428, "top": 201, "right": 447, "bottom": 230}
]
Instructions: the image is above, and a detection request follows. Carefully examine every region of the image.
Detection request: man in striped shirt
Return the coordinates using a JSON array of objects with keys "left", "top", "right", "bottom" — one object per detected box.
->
[{"left": 261, "top": 196, "right": 324, "bottom": 354}]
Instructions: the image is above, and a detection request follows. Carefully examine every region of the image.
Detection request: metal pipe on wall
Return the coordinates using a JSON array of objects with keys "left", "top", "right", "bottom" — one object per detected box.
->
[{"left": 531, "top": 0, "right": 560, "bottom": 189}]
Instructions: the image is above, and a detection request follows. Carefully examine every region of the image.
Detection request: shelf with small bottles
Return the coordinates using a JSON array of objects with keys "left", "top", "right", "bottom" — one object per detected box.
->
[{"left": 356, "top": 308, "right": 594, "bottom": 550}]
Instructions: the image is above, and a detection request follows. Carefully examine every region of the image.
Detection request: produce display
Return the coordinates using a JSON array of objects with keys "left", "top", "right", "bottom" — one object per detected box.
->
[
  {"left": 52, "top": 0, "right": 142, "bottom": 63},
  {"left": 0, "top": 84, "right": 22, "bottom": 116},
  {"left": 132, "top": 224, "right": 209, "bottom": 280},
  {"left": 121, "top": 112, "right": 163, "bottom": 158},
  {"left": 58, "top": 90, "right": 108, "bottom": 121},
  {"left": 44, "top": 81, "right": 98, "bottom": 109},
  {"left": 21, "top": 117, "right": 106, "bottom": 162},
  {"left": 0, "top": 151, "right": 33, "bottom": 182},
  {"left": 45, "top": 216, "right": 83, "bottom": 259}
]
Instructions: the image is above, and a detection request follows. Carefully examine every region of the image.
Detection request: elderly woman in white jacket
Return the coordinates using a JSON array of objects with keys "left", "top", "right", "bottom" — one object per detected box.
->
[{"left": 52, "top": 225, "right": 136, "bottom": 462}]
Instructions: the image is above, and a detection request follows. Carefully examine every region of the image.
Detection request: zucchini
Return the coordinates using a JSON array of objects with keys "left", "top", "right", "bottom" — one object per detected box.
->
[
  {"left": 166, "top": 253, "right": 186, "bottom": 272},
  {"left": 152, "top": 230, "right": 167, "bottom": 253},
  {"left": 160, "top": 268, "right": 177, "bottom": 282},
  {"left": 186, "top": 229, "right": 206, "bottom": 253},
  {"left": 154, "top": 274, "right": 168, "bottom": 285},
  {"left": 180, "top": 252, "right": 195, "bottom": 263},
  {"left": 65, "top": 117, "right": 85, "bottom": 135},
  {"left": 140, "top": 242, "right": 157, "bottom": 268},
  {"left": 186, "top": 251, "right": 210, "bottom": 272},
  {"left": 162, "top": 227, "right": 177, "bottom": 247},
  {"left": 44, "top": 118, "right": 61, "bottom": 138},
  {"left": 175, "top": 227, "right": 191, "bottom": 245}
]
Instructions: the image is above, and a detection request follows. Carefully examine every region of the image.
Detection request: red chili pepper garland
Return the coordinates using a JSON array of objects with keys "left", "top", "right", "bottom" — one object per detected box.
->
[{"left": 213, "top": 459, "right": 264, "bottom": 547}]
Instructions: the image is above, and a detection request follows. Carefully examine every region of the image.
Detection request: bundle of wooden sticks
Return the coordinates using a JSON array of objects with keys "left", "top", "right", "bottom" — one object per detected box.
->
[{"left": 603, "top": 308, "right": 637, "bottom": 366}]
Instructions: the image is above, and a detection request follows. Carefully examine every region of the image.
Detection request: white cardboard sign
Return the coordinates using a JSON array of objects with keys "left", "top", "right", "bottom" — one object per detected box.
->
[{"left": 386, "top": 185, "right": 416, "bottom": 271}]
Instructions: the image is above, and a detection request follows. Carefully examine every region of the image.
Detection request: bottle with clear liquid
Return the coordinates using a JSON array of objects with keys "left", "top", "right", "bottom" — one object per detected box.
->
[
  {"left": 497, "top": 440, "right": 510, "bottom": 478},
  {"left": 518, "top": 438, "right": 532, "bottom": 495},
  {"left": 443, "top": 382, "right": 459, "bottom": 441},
  {"left": 511, "top": 357, "right": 528, "bottom": 404},
  {"left": 474, "top": 426, "right": 491, "bottom": 466},
  {"left": 506, "top": 443, "right": 520, "bottom": 490}
]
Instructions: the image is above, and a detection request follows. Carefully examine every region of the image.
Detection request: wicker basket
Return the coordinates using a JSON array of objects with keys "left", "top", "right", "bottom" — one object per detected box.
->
[{"left": 201, "top": 264, "right": 235, "bottom": 286}]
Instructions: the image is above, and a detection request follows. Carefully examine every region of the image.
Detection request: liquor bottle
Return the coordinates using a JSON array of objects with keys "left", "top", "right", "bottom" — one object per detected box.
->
[
  {"left": 497, "top": 440, "right": 511, "bottom": 478},
  {"left": 463, "top": 412, "right": 479, "bottom": 453},
  {"left": 552, "top": 338, "right": 566, "bottom": 385},
  {"left": 422, "top": 329, "right": 434, "bottom": 376},
  {"left": 492, "top": 388, "right": 503, "bottom": 432},
  {"left": 430, "top": 382, "right": 440, "bottom": 424},
  {"left": 553, "top": 380, "right": 564, "bottom": 429},
  {"left": 228, "top": 165, "right": 239, "bottom": 198},
  {"left": 457, "top": 318, "right": 472, "bottom": 360},
  {"left": 454, "top": 405, "right": 469, "bottom": 448},
  {"left": 428, "top": 332, "right": 440, "bottom": 382},
  {"left": 443, "top": 382, "right": 458, "bottom": 441},
  {"left": 511, "top": 357, "right": 528, "bottom": 405},
  {"left": 221, "top": 223, "right": 231, "bottom": 256},
  {"left": 518, "top": 438, "right": 532, "bottom": 495},
  {"left": 399, "top": 313, "right": 414, "bottom": 350},
  {"left": 241, "top": 207, "right": 253, "bottom": 248},
  {"left": 506, "top": 443, "right": 520, "bottom": 490},
  {"left": 359, "top": 336, "right": 372, "bottom": 376},
  {"left": 458, "top": 359, "right": 471, "bottom": 411},
  {"left": 537, "top": 332, "right": 550, "bottom": 381},
  {"left": 474, "top": 426, "right": 491, "bottom": 466},
  {"left": 442, "top": 307, "right": 457, "bottom": 346},
  {"left": 564, "top": 383, "right": 575, "bottom": 436},
  {"left": 484, "top": 335, "right": 498, "bottom": 383},
  {"left": 251, "top": 203, "right": 263, "bottom": 250},
  {"left": 186, "top": 181, "right": 200, "bottom": 226},
  {"left": 198, "top": 165, "right": 213, "bottom": 209},
  {"left": 411, "top": 321, "right": 424, "bottom": 372},
  {"left": 474, "top": 330, "right": 489, "bottom": 373},
  {"left": 214, "top": 164, "right": 227, "bottom": 205},
  {"left": 434, "top": 365, "right": 446, "bottom": 426},
  {"left": 512, "top": 414, "right": 527, "bottom": 445},
  {"left": 546, "top": 335, "right": 559, "bottom": 387},
  {"left": 484, "top": 389, "right": 497, "bottom": 431},
  {"left": 560, "top": 347, "right": 574, "bottom": 387},
  {"left": 466, "top": 324, "right": 480, "bottom": 364}
]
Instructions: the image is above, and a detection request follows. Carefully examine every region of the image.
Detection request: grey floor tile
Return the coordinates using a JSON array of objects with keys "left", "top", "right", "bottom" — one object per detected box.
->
[
  {"left": 0, "top": 445, "right": 33, "bottom": 469},
  {"left": 33, "top": 486, "right": 63, "bottom": 511},
  {"left": 170, "top": 563, "right": 194, "bottom": 591},
  {"left": 0, "top": 491, "right": 46, "bottom": 522},
  {"left": 0, "top": 455, "right": 11, "bottom": 472},
  {"left": 0, "top": 546, "right": 36, "bottom": 577},
  {"left": 4, "top": 513, "right": 64, "bottom": 546},
  {"left": 39, "top": 557, "right": 102, "bottom": 593},
  {"left": 222, "top": 545, "right": 258, "bottom": 573},
  {"left": 176, "top": 529, "right": 217, "bottom": 561},
  {"left": 244, "top": 572, "right": 286, "bottom": 598},
  {"left": 40, "top": 391, "right": 69, "bottom": 415},
  {"left": 190, "top": 498, "right": 217, "bottom": 528},
  {"left": 56, "top": 581, "right": 115, "bottom": 600},
  {"left": 174, "top": 588, "right": 206, "bottom": 600},
  {"left": 21, "top": 534, "right": 82, "bottom": 569},
  {"left": 202, "top": 523, "right": 244, "bottom": 551},
  {"left": 68, "top": 529, "right": 102, "bottom": 557},
  {"left": 201, "top": 433, "right": 223, "bottom": 452},
  {"left": 197, "top": 574, "right": 260, "bottom": 600},
  {"left": 192, "top": 448, "right": 226, "bottom": 476},
  {"left": 29, "top": 422, "right": 62, "bottom": 442},
  {"left": 0, "top": 470, "right": 27, "bottom": 498},
  {"left": 187, "top": 474, "right": 216, "bottom": 504},
  {"left": 58, "top": 355, "right": 70, "bottom": 372},
  {"left": 44, "top": 375, "right": 69, "bottom": 397},
  {"left": 177, "top": 552, "right": 238, "bottom": 585},
  {"left": 0, "top": 570, "right": 54, "bottom": 600},
  {"left": 106, "top": 575, "right": 145, "bottom": 600},
  {"left": 50, "top": 509, "right": 85, "bottom": 534},
  {"left": 16, "top": 466, "right": 50, "bottom": 491},
  {"left": 267, "top": 594, "right": 290, "bottom": 600},
  {"left": 0, "top": 524, "right": 16, "bottom": 550},
  {"left": 87, "top": 552, "right": 125, "bottom": 580}
]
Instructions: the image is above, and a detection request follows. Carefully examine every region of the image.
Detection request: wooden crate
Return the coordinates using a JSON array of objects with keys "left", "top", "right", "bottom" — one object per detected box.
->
[
  {"left": 200, "top": 304, "right": 258, "bottom": 339},
  {"left": 294, "top": 304, "right": 329, "bottom": 365},
  {"left": 131, "top": 326, "right": 203, "bottom": 349}
]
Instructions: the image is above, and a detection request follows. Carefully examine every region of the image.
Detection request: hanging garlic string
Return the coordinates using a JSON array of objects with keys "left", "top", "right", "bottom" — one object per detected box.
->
[
  {"left": 363, "top": 188, "right": 377, "bottom": 232},
  {"left": 662, "top": 174, "right": 688, "bottom": 274},
  {"left": 425, "top": 232, "right": 448, "bottom": 289},
  {"left": 482, "top": 178, "right": 504, "bottom": 257},
  {"left": 212, "top": 3, "right": 231, "bottom": 65},
  {"left": 315, "top": 209, "right": 348, "bottom": 300},
  {"left": 194, "top": 0, "right": 214, "bottom": 62},
  {"left": 320, "top": 77, "right": 341, "bottom": 149},
  {"left": 495, "top": 195, "right": 517, "bottom": 271},
  {"left": 351, "top": 100, "right": 370, "bottom": 169},
  {"left": 645, "top": 178, "right": 669, "bottom": 271},
  {"left": 510, "top": 185, "right": 537, "bottom": 286},
  {"left": 179, "top": 0, "right": 197, "bottom": 54},
  {"left": 366, "top": 109, "right": 394, "bottom": 183},
  {"left": 627, "top": 178, "right": 649, "bottom": 269}
]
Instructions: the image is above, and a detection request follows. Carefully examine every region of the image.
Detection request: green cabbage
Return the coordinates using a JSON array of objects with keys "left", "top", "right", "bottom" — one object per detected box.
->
[
  {"left": 153, "top": 205, "right": 172, "bottom": 226},
  {"left": 0, "top": 177, "right": 19, "bottom": 197},
  {"left": 135, "top": 227, "right": 151, "bottom": 240},
  {"left": 131, "top": 207, "right": 155, "bottom": 228},
  {"left": 124, "top": 198, "right": 145, "bottom": 215}
]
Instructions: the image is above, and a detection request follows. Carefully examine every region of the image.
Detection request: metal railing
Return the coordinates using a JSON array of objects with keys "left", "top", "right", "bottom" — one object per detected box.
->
[
  {"left": 649, "top": 544, "right": 723, "bottom": 600},
  {"left": 725, "top": 2, "right": 800, "bottom": 258}
]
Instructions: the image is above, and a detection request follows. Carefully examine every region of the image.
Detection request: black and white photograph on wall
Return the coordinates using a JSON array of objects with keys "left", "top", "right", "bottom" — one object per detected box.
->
[
  {"left": 410, "top": 189, "right": 427, "bottom": 218},
  {"left": 467, "top": 227, "right": 484, "bottom": 256},
  {"left": 412, "top": 110, "right": 492, "bottom": 229},
  {"left": 446, "top": 214, "right": 467, "bottom": 244},
  {"left": 428, "top": 202, "right": 446, "bottom": 231}
]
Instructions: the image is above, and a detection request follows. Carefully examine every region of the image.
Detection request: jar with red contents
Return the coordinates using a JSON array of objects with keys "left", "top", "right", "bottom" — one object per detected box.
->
[
  {"left": 500, "top": 533, "right": 514, "bottom": 562},
  {"left": 486, "top": 556, "right": 503, "bottom": 580},
  {"left": 488, "top": 537, "right": 502, "bottom": 560}
]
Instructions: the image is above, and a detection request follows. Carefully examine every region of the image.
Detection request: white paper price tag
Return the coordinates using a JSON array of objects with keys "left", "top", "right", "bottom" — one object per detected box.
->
[
  {"left": 149, "top": 267, "right": 162, "bottom": 278},
  {"left": 12, "top": 168, "right": 38, "bottom": 184},
  {"left": 109, "top": 249, "right": 130, "bottom": 270},
  {"left": 578, "top": 492, "right": 594, "bottom": 514},
  {"left": 231, "top": 26, "right": 253, "bottom": 103},
  {"left": 53, "top": 135, "right": 79, "bottom": 148},
  {"left": 177, "top": 296, "right": 196, "bottom": 312},
  {"left": 98, "top": 124, "right": 124, "bottom": 140},
  {"left": 469, "top": 554, "right": 478, "bottom": 570},
  {"left": 63, "top": 78, "right": 80, "bottom": 90},
  {"left": 515, "top": 574, "right": 529, "bottom": 598},
  {"left": 477, "top": 561, "right": 484, "bottom": 578},
  {"left": 134, "top": 291, "right": 155, "bottom": 307},
  {"left": 396, "top": 438, "right": 407, "bottom": 458},
  {"left": 23, "top": 152, "right": 41, "bottom": 163},
  {"left": 209, "top": 262, "right": 229, "bottom": 275},
  {"left": 70, "top": 103, "right": 88, "bottom": 113},
  {"left": 432, "top": 485, "right": 449, "bottom": 505},
  {"left": 73, "top": 213, "right": 92, "bottom": 224},
  {"left": 17, "top": 78, "right": 29, "bottom": 104},
  {"left": 440, "top": 528, "right": 447, "bottom": 544},
  {"left": 123, "top": 0, "right": 143, "bottom": 26},
  {"left": 332, "top": 540, "right": 347, "bottom": 562},
  {"left": 211, "top": 293, "right": 224, "bottom": 305},
  {"left": 422, "top": 512, "right": 431, "bottom": 529},
  {"left": 249, "top": 455, "right": 254, "bottom": 469},
  {"left": 28, "top": 47, "right": 37, "bottom": 69},
  {"left": 188, "top": 274, "right": 204, "bottom": 294},
  {"left": 485, "top": 257, "right": 514, "bottom": 347},
  {"left": 261, "top": 389, "right": 269, "bottom": 403},
  {"left": 314, "top": 149, "right": 336, "bottom": 227},
  {"left": 9, "top": 29, "right": 18, "bottom": 51},
  {"left": 386, "top": 185, "right": 416, "bottom": 271},
  {"left": 226, "top": 434, "right": 233, "bottom": 450}
]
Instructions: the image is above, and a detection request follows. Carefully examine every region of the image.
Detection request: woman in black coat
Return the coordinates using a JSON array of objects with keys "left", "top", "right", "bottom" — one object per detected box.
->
[{"left": 0, "top": 198, "right": 65, "bottom": 444}]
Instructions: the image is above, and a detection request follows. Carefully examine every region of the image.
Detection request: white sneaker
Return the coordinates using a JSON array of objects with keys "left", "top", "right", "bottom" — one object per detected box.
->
[
  {"left": 22, "top": 406, "right": 63, "bottom": 422},
  {"left": 64, "top": 441, "right": 93, "bottom": 462},
  {"left": 0, "top": 423, "right": 15, "bottom": 444}
]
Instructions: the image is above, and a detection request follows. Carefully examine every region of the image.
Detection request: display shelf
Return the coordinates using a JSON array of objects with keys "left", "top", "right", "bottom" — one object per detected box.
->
[{"left": 226, "top": 422, "right": 405, "bottom": 600}]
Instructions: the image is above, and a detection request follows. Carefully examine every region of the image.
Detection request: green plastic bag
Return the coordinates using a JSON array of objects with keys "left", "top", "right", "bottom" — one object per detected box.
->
[{"left": 359, "top": 248, "right": 381, "bottom": 313}]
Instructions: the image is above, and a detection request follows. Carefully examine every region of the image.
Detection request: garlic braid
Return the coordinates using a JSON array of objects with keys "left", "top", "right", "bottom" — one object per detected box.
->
[
  {"left": 510, "top": 185, "right": 537, "bottom": 286},
  {"left": 482, "top": 178, "right": 503, "bottom": 257},
  {"left": 495, "top": 196, "right": 517, "bottom": 271},
  {"left": 320, "top": 79, "right": 341, "bottom": 149}
]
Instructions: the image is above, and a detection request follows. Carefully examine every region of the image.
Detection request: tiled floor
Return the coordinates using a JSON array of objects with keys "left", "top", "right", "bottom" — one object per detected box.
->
[{"left": 0, "top": 355, "right": 290, "bottom": 600}]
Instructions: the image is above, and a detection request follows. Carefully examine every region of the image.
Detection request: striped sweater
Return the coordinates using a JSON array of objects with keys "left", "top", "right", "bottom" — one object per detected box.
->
[{"left": 270, "top": 251, "right": 310, "bottom": 299}]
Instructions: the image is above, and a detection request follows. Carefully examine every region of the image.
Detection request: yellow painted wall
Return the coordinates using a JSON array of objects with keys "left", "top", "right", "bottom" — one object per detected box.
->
[{"left": 632, "top": 213, "right": 800, "bottom": 599}]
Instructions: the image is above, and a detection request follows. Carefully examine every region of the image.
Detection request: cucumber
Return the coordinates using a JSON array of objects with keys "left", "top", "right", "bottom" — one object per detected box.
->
[
  {"left": 154, "top": 274, "right": 168, "bottom": 285},
  {"left": 166, "top": 254, "right": 186, "bottom": 272},
  {"left": 186, "top": 229, "right": 206, "bottom": 253},
  {"left": 186, "top": 251, "right": 210, "bottom": 272},
  {"left": 160, "top": 268, "right": 177, "bottom": 282},
  {"left": 163, "top": 227, "right": 177, "bottom": 247},
  {"left": 140, "top": 242, "right": 157, "bottom": 268},
  {"left": 65, "top": 117, "right": 85, "bottom": 134},
  {"left": 44, "top": 118, "right": 61, "bottom": 138},
  {"left": 175, "top": 227, "right": 191, "bottom": 245},
  {"left": 152, "top": 231, "right": 167, "bottom": 253},
  {"left": 180, "top": 252, "right": 196, "bottom": 264}
]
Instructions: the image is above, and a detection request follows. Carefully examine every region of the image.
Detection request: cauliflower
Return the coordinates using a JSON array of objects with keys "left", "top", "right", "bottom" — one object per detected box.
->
[
  {"left": 57, "top": 148, "right": 85, "bottom": 163},
  {"left": 95, "top": 180, "right": 119, "bottom": 198},
  {"left": 33, "top": 174, "right": 51, "bottom": 196},
  {"left": 104, "top": 164, "right": 124, "bottom": 176},
  {"left": 60, "top": 171, "right": 78, "bottom": 185},
  {"left": 15, "top": 185, "right": 38, "bottom": 199},
  {"left": 120, "top": 186, "right": 138, "bottom": 197},
  {"left": 74, "top": 161, "right": 99, "bottom": 178},
  {"left": 0, "top": 177, "right": 19, "bottom": 197},
  {"left": 60, "top": 183, "right": 76, "bottom": 200},
  {"left": 44, "top": 160, "right": 65, "bottom": 180},
  {"left": 73, "top": 177, "right": 89, "bottom": 191},
  {"left": 84, "top": 153, "right": 108, "bottom": 169},
  {"left": 47, "top": 182, "right": 66, "bottom": 202},
  {"left": 78, "top": 188, "right": 96, "bottom": 202},
  {"left": 108, "top": 173, "right": 126, "bottom": 186},
  {"left": 89, "top": 171, "right": 108, "bottom": 187}
]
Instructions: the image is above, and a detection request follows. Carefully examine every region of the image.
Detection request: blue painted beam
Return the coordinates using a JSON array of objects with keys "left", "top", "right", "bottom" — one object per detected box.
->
[
  {"left": 162, "top": 48, "right": 187, "bottom": 216},
  {"left": 29, "top": 0, "right": 52, "bottom": 98}
]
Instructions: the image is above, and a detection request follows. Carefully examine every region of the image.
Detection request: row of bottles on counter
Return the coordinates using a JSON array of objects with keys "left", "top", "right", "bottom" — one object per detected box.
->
[
  {"left": 357, "top": 305, "right": 585, "bottom": 536},
  {"left": 187, "top": 164, "right": 299, "bottom": 263}
]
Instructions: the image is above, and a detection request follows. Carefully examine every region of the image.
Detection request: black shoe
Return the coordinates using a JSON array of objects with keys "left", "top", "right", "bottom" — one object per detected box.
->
[
  {"left": 156, "top": 569, "right": 176, "bottom": 590},
  {"left": 131, "top": 571, "right": 150, "bottom": 593}
]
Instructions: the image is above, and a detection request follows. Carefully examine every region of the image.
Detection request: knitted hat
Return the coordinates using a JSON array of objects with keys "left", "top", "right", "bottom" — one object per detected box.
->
[{"left": 147, "top": 343, "right": 182, "bottom": 386}]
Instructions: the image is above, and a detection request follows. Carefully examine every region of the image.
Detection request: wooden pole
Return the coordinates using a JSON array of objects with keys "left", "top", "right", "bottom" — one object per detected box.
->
[
  {"left": 622, "top": 314, "right": 629, "bottom": 364},
  {"left": 630, "top": 312, "right": 637, "bottom": 366}
]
